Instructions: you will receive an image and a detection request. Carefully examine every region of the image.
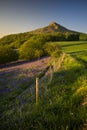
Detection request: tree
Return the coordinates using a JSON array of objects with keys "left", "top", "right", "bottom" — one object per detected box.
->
[
  {"left": 0, "top": 46, "right": 18, "bottom": 64},
  {"left": 65, "top": 32, "right": 79, "bottom": 41},
  {"left": 19, "top": 43, "right": 35, "bottom": 60},
  {"left": 19, "top": 38, "right": 46, "bottom": 60}
]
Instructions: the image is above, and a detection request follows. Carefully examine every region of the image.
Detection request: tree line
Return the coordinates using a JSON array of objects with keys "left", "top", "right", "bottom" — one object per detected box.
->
[{"left": 0, "top": 32, "right": 80, "bottom": 64}]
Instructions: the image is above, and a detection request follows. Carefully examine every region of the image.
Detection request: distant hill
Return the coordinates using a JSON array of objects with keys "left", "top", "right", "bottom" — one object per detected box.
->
[
  {"left": 30, "top": 22, "right": 78, "bottom": 34},
  {"left": 0, "top": 21, "right": 87, "bottom": 48}
]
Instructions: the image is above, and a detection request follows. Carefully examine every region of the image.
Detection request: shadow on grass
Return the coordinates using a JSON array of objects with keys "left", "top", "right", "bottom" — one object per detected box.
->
[
  {"left": 62, "top": 42, "right": 87, "bottom": 48},
  {"left": 70, "top": 51, "right": 87, "bottom": 69},
  {"left": 51, "top": 66, "right": 83, "bottom": 87},
  {"left": 69, "top": 50, "right": 87, "bottom": 55}
]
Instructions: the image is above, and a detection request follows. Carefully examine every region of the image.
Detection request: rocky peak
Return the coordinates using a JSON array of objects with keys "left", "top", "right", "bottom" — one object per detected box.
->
[{"left": 49, "top": 22, "right": 58, "bottom": 26}]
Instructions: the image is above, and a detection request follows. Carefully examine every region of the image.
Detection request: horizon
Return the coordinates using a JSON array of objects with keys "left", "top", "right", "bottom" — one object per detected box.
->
[{"left": 0, "top": 0, "right": 87, "bottom": 38}]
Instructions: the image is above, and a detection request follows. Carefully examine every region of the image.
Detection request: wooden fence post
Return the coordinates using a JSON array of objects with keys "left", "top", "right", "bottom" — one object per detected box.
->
[
  {"left": 53, "top": 61, "right": 56, "bottom": 72},
  {"left": 36, "top": 77, "right": 39, "bottom": 105},
  {"left": 50, "top": 66, "right": 53, "bottom": 82}
]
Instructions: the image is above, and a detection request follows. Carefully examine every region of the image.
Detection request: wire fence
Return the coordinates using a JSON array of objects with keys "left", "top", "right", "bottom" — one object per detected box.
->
[{"left": 0, "top": 53, "right": 66, "bottom": 129}]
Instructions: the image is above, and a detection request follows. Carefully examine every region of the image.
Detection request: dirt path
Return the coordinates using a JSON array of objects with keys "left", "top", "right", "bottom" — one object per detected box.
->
[{"left": 0, "top": 57, "right": 50, "bottom": 74}]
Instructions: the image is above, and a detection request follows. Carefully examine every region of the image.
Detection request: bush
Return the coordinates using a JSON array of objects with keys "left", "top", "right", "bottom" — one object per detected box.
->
[
  {"left": 44, "top": 42, "right": 61, "bottom": 57},
  {"left": 19, "top": 38, "right": 45, "bottom": 60},
  {"left": 0, "top": 46, "right": 18, "bottom": 64}
]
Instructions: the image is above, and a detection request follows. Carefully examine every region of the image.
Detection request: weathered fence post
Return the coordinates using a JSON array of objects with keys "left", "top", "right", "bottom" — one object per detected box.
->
[
  {"left": 50, "top": 66, "right": 53, "bottom": 82},
  {"left": 53, "top": 61, "right": 56, "bottom": 72},
  {"left": 36, "top": 77, "right": 39, "bottom": 105}
]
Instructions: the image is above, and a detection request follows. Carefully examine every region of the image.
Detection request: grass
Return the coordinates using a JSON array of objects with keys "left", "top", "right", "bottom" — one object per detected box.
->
[
  {"left": 56, "top": 41, "right": 87, "bottom": 53},
  {"left": 0, "top": 41, "right": 87, "bottom": 130}
]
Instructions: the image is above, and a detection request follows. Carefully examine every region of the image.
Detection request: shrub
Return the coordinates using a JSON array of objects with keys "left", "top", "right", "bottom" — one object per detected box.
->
[
  {"left": 0, "top": 46, "right": 18, "bottom": 64},
  {"left": 44, "top": 42, "right": 61, "bottom": 57},
  {"left": 19, "top": 38, "right": 45, "bottom": 60}
]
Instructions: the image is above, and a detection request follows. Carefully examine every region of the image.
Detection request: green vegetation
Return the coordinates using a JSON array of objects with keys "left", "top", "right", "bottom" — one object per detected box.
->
[
  {"left": 58, "top": 41, "right": 87, "bottom": 53},
  {"left": 19, "top": 37, "right": 45, "bottom": 60},
  {"left": 0, "top": 32, "right": 80, "bottom": 64},
  {"left": 0, "top": 22, "right": 87, "bottom": 129},
  {"left": 44, "top": 42, "right": 62, "bottom": 58},
  {"left": 0, "top": 41, "right": 87, "bottom": 129},
  {"left": 0, "top": 33, "right": 33, "bottom": 48},
  {"left": 80, "top": 33, "right": 87, "bottom": 41},
  {"left": 23, "top": 41, "right": 87, "bottom": 130},
  {"left": 0, "top": 46, "right": 18, "bottom": 64},
  {"left": 65, "top": 32, "right": 79, "bottom": 41},
  {"left": 0, "top": 33, "right": 80, "bottom": 48}
]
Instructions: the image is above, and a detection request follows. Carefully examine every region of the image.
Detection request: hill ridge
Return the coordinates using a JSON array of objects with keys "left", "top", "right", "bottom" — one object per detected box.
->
[{"left": 30, "top": 21, "right": 77, "bottom": 34}]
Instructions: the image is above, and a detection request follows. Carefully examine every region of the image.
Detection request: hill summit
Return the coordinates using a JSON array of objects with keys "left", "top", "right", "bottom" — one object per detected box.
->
[{"left": 30, "top": 21, "right": 76, "bottom": 34}]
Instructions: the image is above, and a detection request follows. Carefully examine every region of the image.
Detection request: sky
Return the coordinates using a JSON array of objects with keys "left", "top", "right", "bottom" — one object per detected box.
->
[{"left": 0, "top": 0, "right": 87, "bottom": 38}]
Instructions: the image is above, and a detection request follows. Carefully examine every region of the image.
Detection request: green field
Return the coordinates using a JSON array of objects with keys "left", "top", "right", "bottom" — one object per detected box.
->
[
  {"left": 58, "top": 41, "right": 87, "bottom": 53},
  {"left": 0, "top": 41, "right": 87, "bottom": 130}
]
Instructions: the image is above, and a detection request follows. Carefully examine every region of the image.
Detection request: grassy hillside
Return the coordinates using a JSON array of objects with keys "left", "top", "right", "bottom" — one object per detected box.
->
[{"left": 0, "top": 41, "right": 87, "bottom": 129}]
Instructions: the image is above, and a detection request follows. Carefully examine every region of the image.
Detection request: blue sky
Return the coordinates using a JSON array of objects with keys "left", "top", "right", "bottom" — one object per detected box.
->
[{"left": 0, "top": 0, "right": 87, "bottom": 37}]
